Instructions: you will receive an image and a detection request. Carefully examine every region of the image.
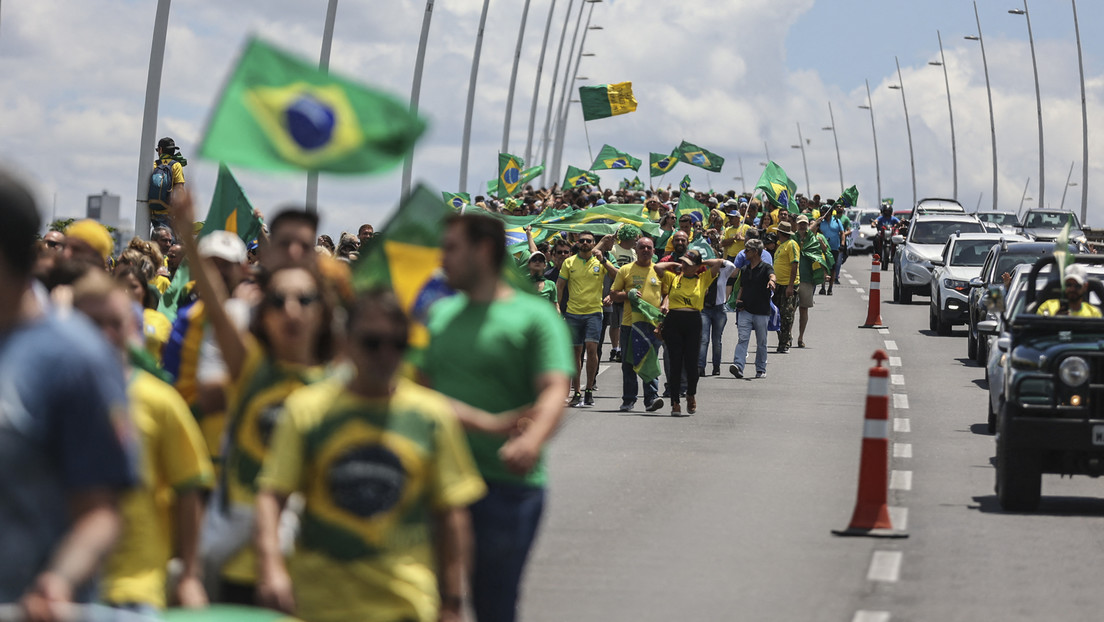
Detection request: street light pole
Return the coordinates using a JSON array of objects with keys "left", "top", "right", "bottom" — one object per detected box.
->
[
  {"left": 824, "top": 101, "right": 843, "bottom": 194},
  {"left": 551, "top": 4, "right": 599, "bottom": 183},
  {"left": 523, "top": 0, "right": 557, "bottom": 166},
  {"left": 135, "top": 0, "right": 172, "bottom": 237},
  {"left": 791, "top": 122, "right": 810, "bottom": 197},
  {"left": 501, "top": 0, "right": 532, "bottom": 154},
  {"left": 306, "top": 0, "right": 339, "bottom": 213},
  {"left": 966, "top": 1, "right": 997, "bottom": 211},
  {"left": 859, "top": 78, "right": 882, "bottom": 210},
  {"left": 1010, "top": 2, "right": 1044, "bottom": 207},
  {"left": 400, "top": 0, "right": 435, "bottom": 199},
  {"left": 458, "top": 0, "right": 492, "bottom": 194},
  {"left": 541, "top": 0, "right": 584, "bottom": 186},
  {"left": 1060, "top": 160, "right": 1076, "bottom": 210},
  {"left": 931, "top": 30, "right": 958, "bottom": 200},
  {"left": 890, "top": 56, "right": 917, "bottom": 209},
  {"left": 1072, "top": 0, "right": 1088, "bottom": 222}
]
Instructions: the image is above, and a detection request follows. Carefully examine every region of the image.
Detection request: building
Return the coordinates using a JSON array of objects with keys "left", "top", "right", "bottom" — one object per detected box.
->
[{"left": 87, "top": 191, "right": 134, "bottom": 250}]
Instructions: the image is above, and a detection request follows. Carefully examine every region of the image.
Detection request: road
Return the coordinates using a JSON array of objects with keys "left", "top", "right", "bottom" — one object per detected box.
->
[{"left": 518, "top": 260, "right": 1104, "bottom": 622}]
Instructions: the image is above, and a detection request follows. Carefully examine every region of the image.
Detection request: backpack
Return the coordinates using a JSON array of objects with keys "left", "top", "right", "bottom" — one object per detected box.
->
[{"left": 148, "top": 159, "right": 175, "bottom": 205}]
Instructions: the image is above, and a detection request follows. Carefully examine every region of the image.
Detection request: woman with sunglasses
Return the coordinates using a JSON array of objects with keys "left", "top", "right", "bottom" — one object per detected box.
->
[
  {"left": 654, "top": 250, "right": 725, "bottom": 415},
  {"left": 172, "top": 189, "right": 333, "bottom": 604}
]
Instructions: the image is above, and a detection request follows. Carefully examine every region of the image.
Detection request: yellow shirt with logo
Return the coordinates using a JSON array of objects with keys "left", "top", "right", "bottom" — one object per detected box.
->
[
  {"left": 257, "top": 378, "right": 487, "bottom": 622},
  {"left": 101, "top": 370, "right": 214, "bottom": 608},
  {"left": 722, "top": 223, "right": 750, "bottom": 258},
  {"left": 559, "top": 253, "right": 606, "bottom": 315},
  {"left": 142, "top": 308, "right": 172, "bottom": 365},
  {"left": 612, "top": 262, "right": 664, "bottom": 326},
  {"left": 662, "top": 269, "right": 718, "bottom": 311},
  {"left": 774, "top": 238, "right": 801, "bottom": 286}
]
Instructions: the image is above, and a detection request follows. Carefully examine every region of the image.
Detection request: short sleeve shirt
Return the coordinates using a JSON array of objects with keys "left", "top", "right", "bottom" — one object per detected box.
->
[
  {"left": 774, "top": 238, "right": 801, "bottom": 285},
  {"left": 662, "top": 269, "right": 719, "bottom": 311},
  {"left": 612, "top": 262, "right": 664, "bottom": 326},
  {"left": 722, "top": 224, "right": 750, "bottom": 258},
  {"left": 559, "top": 254, "right": 605, "bottom": 315}
]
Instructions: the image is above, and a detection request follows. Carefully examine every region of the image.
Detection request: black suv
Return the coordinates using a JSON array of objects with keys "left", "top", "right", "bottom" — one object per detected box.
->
[
  {"left": 967, "top": 241, "right": 1053, "bottom": 363},
  {"left": 984, "top": 254, "right": 1104, "bottom": 511}
]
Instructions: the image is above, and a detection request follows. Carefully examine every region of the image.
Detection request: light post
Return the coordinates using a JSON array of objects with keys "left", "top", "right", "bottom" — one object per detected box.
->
[
  {"left": 1060, "top": 160, "right": 1077, "bottom": 211},
  {"left": 823, "top": 101, "right": 844, "bottom": 194},
  {"left": 1072, "top": 0, "right": 1088, "bottom": 222},
  {"left": 791, "top": 122, "right": 810, "bottom": 197},
  {"left": 306, "top": 0, "right": 339, "bottom": 212},
  {"left": 537, "top": 0, "right": 576, "bottom": 186},
  {"left": 134, "top": 0, "right": 172, "bottom": 236},
  {"left": 522, "top": 0, "right": 557, "bottom": 166},
  {"left": 1009, "top": 2, "right": 1044, "bottom": 207},
  {"left": 889, "top": 56, "right": 916, "bottom": 209},
  {"left": 541, "top": 0, "right": 588, "bottom": 186},
  {"left": 858, "top": 78, "right": 882, "bottom": 209},
  {"left": 1018, "top": 177, "right": 1031, "bottom": 216},
  {"left": 930, "top": 30, "right": 957, "bottom": 200},
  {"left": 764, "top": 141, "right": 771, "bottom": 163},
  {"left": 401, "top": 0, "right": 435, "bottom": 199},
  {"left": 550, "top": 11, "right": 601, "bottom": 182},
  {"left": 458, "top": 0, "right": 492, "bottom": 193},
  {"left": 501, "top": 0, "right": 533, "bottom": 154},
  {"left": 738, "top": 156, "right": 747, "bottom": 194},
  {"left": 966, "top": 1, "right": 998, "bottom": 211}
]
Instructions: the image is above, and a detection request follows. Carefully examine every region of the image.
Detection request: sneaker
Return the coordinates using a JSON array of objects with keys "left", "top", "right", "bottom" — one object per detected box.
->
[
  {"left": 618, "top": 401, "right": 634, "bottom": 412},
  {"left": 568, "top": 392, "right": 582, "bottom": 407},
  {"left": 615, "top": 350, "right": 622, "bottom": 362},
  {"left": 609, "top": 350, "right": 619, "bottom": 362},
  {"left": 729, "top": 364, "right": 743, "bottom": 379},
  {"left": 698, "top": 366, "right": 706, "bottom": 377},
  {"left": 687, "top": 396, "right": 697, "bottom": 414},
  {"left": 818, "top": 287, "right": 826, "bottom": 295},
  {"left": 827, "top": 288, "right": 834, "bottom": 296},
  {"left": 756, "top": 371, "right": 767, "bottom": 379},
  {"left": 583, "top": 390, "right": 595, "bottom": 406},
  {"left": 645, "top": 398, "right": 664, "bottom": 412},
  {"left": 671, "top": 402, "right": 682, "bottom": 416},
  {"left": 712, "top": 365, "right": 721, "bottom": 376}
]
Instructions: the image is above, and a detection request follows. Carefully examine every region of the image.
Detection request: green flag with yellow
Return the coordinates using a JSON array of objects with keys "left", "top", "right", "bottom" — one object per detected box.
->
[
  {"left": 677, "top": 140, "right": 725, "bottom": 173},
  {"left": 497, "top": 153, "right": 525, "bottom": 199},
  {"left": 676, "top": 192, "right": 707, "bottom": 225},
  {"left": 755, "top": 161, "right": 799, "bottom": 214},
  {"left": 649, "top": 151, "right": 679, "bottom": 177},
  {"left": 591, "top": 144, "right": 642, "bottom": 171},
  {"left": 442, "top": 192, "right": 471, "bottom": 210},
  {"left": 563, "top": 165, "right": 600, "bottom": 189},
  {"left": 579, "top": 81, "right": 638, "bottom": 121}
]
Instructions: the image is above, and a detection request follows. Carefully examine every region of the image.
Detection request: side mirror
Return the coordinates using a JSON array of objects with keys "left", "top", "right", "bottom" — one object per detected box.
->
[
  {"left": 977, "top": 319, "right": 999, "bottom": 336},
  {"left": 891, "top": 235, "right": 905, "bottom": 245},
  {"left": 996, "top": 336, "right": 1011, "bottom": 352},
  {"left": 931, "top": 258, "right": 945, "bottom": 267},
  {"left": 969, "top": 277, "right": 984, "bottom": 288}
]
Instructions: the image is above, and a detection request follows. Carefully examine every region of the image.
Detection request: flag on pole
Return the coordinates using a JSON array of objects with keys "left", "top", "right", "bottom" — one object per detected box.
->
[
  {"left": 649, "top": 151, "right": 679, "bottom": 177},
  {"left": 676, "top": 193, "right": 707, "bottom": 224},
  {"left": 497, "top": 153, "right": 525, "bottom": 199},
  {"left": 578, "top": 82, "right": 638, "bottom": 121},
  {"left": 198, "top": 164, "right": 263, "bottom": 243},
  {"left": 517, "top": 163, "right": 545, "bottom": 187},
  {"left": 199, "top": 38, "right": 425, "bottom": 173},
  {"left": 839, "top": 185, "right": 860, "bottom": 208},
  {"left": 536, "top": 204, "right": 661, "bottom": 237},
  {"left": 676, "top": 140, "right": 724, "bottom": 173},
  {"left": 442, "top": 192, "right": 471, "bottom": 210},
  {"left": 563, "top": 165, "right": 600, "bottom": 189},
  {"left": 755, "top": 161, "right": 799, "bottom": 214},
  {"left": 679, "top": 174, "right": 692, "bottom": 191},
  {"left": 590, "top": 144, "right": 642, "bottom": 171}
]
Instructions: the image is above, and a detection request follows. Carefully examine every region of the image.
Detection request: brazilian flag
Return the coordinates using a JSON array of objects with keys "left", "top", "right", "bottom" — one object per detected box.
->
[
  {"left": 199, "top": 38, "right": 425, "bottom": 173},
  {"left": 442, "top": 192, "right": 471, "bottom": 210},
  {"left": 650, "top": 151, "right": 678, "bottom": 177},
  {"left": 537, "top": 204, "right": 661, "bottom": 237},
  {"left": 488, "top": 163, "right": 543, "bottom": 197},
  {"left": 677, "top": 140, "right": 725, "bottom": 173},
  {"left": 590, "top": 144, "right": 642, "bottom": 171},
  {"left": 839, "top": 185, "right": 859, "bottom": 208},
  {"left": 199, "top": 163, "right": 263, "bottom": 243},
  {"left": 676, "top": 192, "right": 707, "bottom": 225},
  {"left": 579, "top": 82, "right": 638, "bottom": 121},
  {"left": 620, "top": 177, "right": 645, "bottom": 191},
  {"left": 498, "top": 153, "right": 525, "bottom": 199},
  {"left": 755, "top": 161, "right": 799, "bottom": 213},
  {"left": 680, "top": 174, "right": 692, "bottom": 191},
  {"left": 563, "top": 165, "right": 599, "bottom": 189}
]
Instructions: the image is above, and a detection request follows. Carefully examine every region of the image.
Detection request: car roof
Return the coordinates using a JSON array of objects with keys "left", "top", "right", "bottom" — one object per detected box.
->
[
  {"left": 948, "top": 232, "right": 1014, "bottom": 242},
  {"left": 1023, "top": 208, "right": 1075, "bottom": 215},
  {"left": 912, "top": 213, "right": 982, "bottom": 223},
  {"left": 999, "top": 241, "right": 1055, "bottom": 253},
  {"left": 975, "top": 210, "right": 1018, "bottom": 217},
  {"left": 916, "top": 198, "right": 964, "bottom": 207}
]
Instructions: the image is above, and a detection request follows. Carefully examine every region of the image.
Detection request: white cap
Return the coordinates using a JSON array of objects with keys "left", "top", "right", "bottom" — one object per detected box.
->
[
  {"left": 197, "top": 230, "right": 247, "bottom": 264},
  {"left": 1065, "top": 263, "right": 1087, "bottom": 286}
]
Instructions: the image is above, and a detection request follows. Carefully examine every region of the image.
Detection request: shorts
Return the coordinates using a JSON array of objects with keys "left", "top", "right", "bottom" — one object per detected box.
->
[
  {"left": 798, "top": 282, "right": 815, "bottom": 308},
  {"left": 610, "top": 303, "right": 624, "bottom": 328},
  {"left": 565, "top": 312, "right": 603, "bottom": 345}
]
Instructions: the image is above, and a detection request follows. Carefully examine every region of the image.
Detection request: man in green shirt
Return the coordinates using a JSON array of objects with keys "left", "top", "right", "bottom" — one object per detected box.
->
[{"left": 422, "top": 214, "right": 574, "bottom": 622}]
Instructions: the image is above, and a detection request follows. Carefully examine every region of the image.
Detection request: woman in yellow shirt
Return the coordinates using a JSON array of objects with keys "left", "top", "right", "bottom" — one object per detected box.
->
[{"left": 655, "top": 250, "right": 726, "bottom": 416}]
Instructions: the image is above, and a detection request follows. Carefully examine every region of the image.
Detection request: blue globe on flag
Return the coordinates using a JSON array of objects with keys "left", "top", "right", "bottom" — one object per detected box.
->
[
  {"left": 612, "top": 159, "right": 626, "bottom": 168},
  {"left": 692, "top": 154, "right": 707, "bottom": 166},
  {"left": 656, "top": 158, "right": 670, "bottom": 169},
  {"left": 503, "top": 166, "right": 520, "bottom": 185},
  {"left": 285, "top": 95, "right": 336, "bottom": 150},
  {"left": 450, "top": 197, "right": 465, "bottom": 208}
]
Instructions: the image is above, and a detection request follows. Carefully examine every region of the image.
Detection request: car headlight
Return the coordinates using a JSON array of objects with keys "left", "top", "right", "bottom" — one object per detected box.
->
[
  {"left": 943, "top": 278, "right": 969, "bottom": 292},
  {"left": 905, "top": 250, "right": 924, "bottom": 263},
  {"left": 1059, "top": 356, "right": 1090, "bottom": 387}
]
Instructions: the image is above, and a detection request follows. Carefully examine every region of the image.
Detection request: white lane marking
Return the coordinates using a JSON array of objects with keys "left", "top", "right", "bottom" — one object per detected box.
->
[
  {"left": 877, "top": 328, "right": 890, "bottom": 336},
  {"left": 596, "top": 364, "right": 611, "bottom": 377},
  {"left": 888, "top": 506, "right": 909, "bottom": 531},
  {"left": 884, "top": 340, "right": 898, "bottom": 351},
  {"left": 894, "top": 418, "right": 911, "bottom": 432},
  {"left": 849, "top": 279, "right": 860, "bottom": 285},
  {"left": 867, "top": 550, "right": 903, "bottom": 582},
  {"left": 893, "top": 442, "right": 912, "bottom": 458},
  {"left": 890, "top": 470, "right": 913, "bottom": 490},
  {"left": 893, "top": 394, "right": 909, "bottom": 409},
  {"left": 861, "top": 295, "right": 869, "bottom": 301},
  {"left": 889, "top": 356, "right": 902, "bottom": 367},
  {"left": 856, "top": 288, "right": 865, "bottom": 295},
  {"left": 852, "top": 612, "right": 891, "bottom": 622},
  {"left": 891, "top": 374, "right": 905, "bottom": 386}
]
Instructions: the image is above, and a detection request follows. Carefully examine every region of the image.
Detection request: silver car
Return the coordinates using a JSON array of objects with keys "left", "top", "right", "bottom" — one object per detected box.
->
[{"left": 892, "top": 214, "right": 985, "bottom": 304}]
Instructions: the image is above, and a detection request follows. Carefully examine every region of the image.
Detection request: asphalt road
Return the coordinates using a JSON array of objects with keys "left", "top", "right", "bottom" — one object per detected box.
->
[{"left": 517, "top": 259, "right": 1104, "bottom": 622}]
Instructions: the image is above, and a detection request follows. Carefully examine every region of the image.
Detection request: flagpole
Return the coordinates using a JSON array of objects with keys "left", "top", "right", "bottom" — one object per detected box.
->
[
  {"left": 543, "top": 0, "right": 585, "bottom": 186},
  {"left": 401, "top": 0, "right": 435, "bottom": 200},
  {"left": 581, "top": 120, "right": 594, "bottom": 164},
  {"left": 134, "top": 0, "right": 172, "bottom": 238},
  {"left": 305, "top": 0, "right": 339, "bottom": 214},
  {"left": 501, "top": 0, "right": 532, "bottom": 154},
  {"left": 458, "top": 0, "right": 492, "bottom": 194},
  {"left": 524, "top": 0, "right": 557, "bottom": 168},
  {"left": 538, "top": 0, "right": 575, "bottom": 187}
]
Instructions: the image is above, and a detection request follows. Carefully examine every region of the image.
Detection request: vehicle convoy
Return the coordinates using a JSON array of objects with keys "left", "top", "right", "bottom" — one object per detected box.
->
[
  {"left": 928, "top": 232, "right": 1009, "bottom": 335},
  {"left": 980, "top": 254, "right": 1104, "bottom": 511},
  {"left": 966, "top": 240, "right": 1048, "bottom": 363},
  {"left": 892, "top": 213, "right": 985, "bottom": 304},
  {"left": 976, "top": 211, "right": 1021, "bottom": 235},
  {"left": 1019, "top": 208, "right": 1086, "bottom": 242}
]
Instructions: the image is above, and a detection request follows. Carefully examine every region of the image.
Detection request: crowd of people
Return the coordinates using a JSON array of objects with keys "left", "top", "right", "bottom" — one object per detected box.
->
[{"left": 0, "top": 141, "right": 856, "bottom": 621}]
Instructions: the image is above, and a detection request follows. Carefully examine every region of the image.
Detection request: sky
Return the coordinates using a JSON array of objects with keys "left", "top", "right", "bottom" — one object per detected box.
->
[{"left": 2, "top": 0, "right": 1103, "bottom": 238}]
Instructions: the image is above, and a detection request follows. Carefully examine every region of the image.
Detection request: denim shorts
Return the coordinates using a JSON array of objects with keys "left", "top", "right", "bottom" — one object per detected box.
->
[{"left": 565, "top": 312, "right": 603, "bottom": 345}]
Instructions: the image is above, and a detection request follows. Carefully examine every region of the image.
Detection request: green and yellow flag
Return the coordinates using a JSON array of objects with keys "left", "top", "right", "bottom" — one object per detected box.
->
[
  {"left": 679, "top": 174, "right": 692, "bottom": 191},
  {"left": 537, "top": 204, "right": 660, "bottom": 237},
  {"left": 563, "top": 165, "right": 600, "bottom": 189},
  {"left": 591, "top": 144, "right": 642, "bottom": 171},
  {"left": 488, "top": 163, "right": 543, "bottom": 197},
  {"left": 650, "top": 151, "right": 679, "bottom": 177},
  {"left": 677, "top": 140, "right": 724, "bottom": 173},
  {"left": 442, "top": 192, "right": 471, "bottom": 210},
  {"left": 676, "top": 192, "right": 707, "bottom": 225},
  {"left": 579, "top": 82, "right": 638, "bottom": 121},
  {"left": 199, "top": 38, "right": 425, "bottom": 173},
  {"left": 839, "top": 185, "right": 859, "bottom": 208},
  {"left": 497, "top": 152, "right": 525, "bottom": 199},
  {"left": 755, "top": 161, "right": 799, "bottom": 214},
  {"left": 199, "top": 163, "right": 263, "bottom": 243}
]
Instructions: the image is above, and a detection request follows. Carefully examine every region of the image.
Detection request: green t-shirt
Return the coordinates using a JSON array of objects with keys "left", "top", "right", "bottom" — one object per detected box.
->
[{"left": 422, "top": 291, "right": 575, "bottom": 487}]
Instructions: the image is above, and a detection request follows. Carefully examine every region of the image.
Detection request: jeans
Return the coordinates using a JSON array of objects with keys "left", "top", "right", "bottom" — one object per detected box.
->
[
  {"left": 620, "top": 325, "right": 659, "bottom": 405},
  {"left": 471, "top": 481, "right": 546, "bottom": 622},
  {"left": 661, "top": 310, "right": 702, "bottom": 403},
  {"left": 733, "top": 311, "right": 769, "bottom": 374},
  {"left": 830, "top": 249, "right": 842, "bottom": 287},
  {"left": 698, "top": 304, "right": 728, "bottom": 369}
]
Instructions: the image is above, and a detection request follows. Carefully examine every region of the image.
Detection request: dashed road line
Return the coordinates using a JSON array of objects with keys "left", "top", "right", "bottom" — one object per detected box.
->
[
  {"left": 861, "top": 295, "right": 869, "bottom": 301},
  {"left": 893, "top": 442, "right": 912, "bottom": 458},
  {"left": 884, "top": 340, "right": 898, "bottom": 351},
  {"left": 877, "top": 328, "right": 890, "bottom": 335},
  {"left": 893, "top": 418, "right": 911, "bottom": 432},
  {"left": 852, "top": 611, "right": 891, "bottom": 622},
  {"left": 888, "top": 506, "right": 909, "bottom": 530},
  {"left": 856, "top": 287, "right": 865, "bottom": 294},
  {"left": 888, "top": 356, "right": 902, "bottom": 367},
  {"left": 890, "top": 374, "right": 905, "bottom": 386},
  {"left": 892, "top": 394, "right": 909, "bottom": 409},
  {"left": 867, "top": 550, "right": 903, "bottom": 582},
  {"left": 849, "top": 279, "right": 860, "bottom": 286},
  {"left": 890, "top": 470, "right": 913, "bottom": 490}
]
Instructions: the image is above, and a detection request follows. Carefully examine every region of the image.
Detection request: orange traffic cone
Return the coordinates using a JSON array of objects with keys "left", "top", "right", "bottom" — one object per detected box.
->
[
  {"left": 858, "top": 254, "right": 888, "bottom": 329},
  {"left": 832, "top": 350, "right": 908, "bottom": 538}
]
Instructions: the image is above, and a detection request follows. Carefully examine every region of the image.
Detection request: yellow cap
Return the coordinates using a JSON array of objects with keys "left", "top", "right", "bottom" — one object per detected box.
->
[{"left": 64, "top": 219, "right": 114, "bottom": 260}]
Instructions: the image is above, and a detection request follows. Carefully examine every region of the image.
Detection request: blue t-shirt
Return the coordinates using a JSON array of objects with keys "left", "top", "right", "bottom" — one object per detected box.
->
[
  {"left": 0, "top": 311, "right": 138, "bottom": 601},
  {"left": 875, "top": 215, "right": 900, "bottom": 230},
  {"left": 820, "top": 216, "right": 848, "bottom": 250},
  {"left": 733, "top": 248, "right": 773, "bottom": 269}
]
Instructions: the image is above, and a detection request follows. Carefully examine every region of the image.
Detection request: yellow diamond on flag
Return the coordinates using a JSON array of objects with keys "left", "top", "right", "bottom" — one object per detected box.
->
[
  {"left": 244, "top": 82, "right": 365, "bottom": 169},
  {"left": 384, "top": 240, "right": 443, "bottom": 349}
]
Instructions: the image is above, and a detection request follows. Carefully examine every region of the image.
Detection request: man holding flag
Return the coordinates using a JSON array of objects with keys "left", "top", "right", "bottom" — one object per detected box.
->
[{"left": 610, "top": 236, "right": 667, "bottom": 413}]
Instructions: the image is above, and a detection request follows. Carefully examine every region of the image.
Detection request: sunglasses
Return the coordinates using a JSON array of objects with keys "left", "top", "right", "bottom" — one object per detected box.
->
[
  {"left": 267, "top": 292, "right": 320, "bottom": 309},
  {"left": 357, "top": 333, "right": 409, "bottom": 352},
  {"left": 578, "top": 239, "right": 595, "bottom": 245},
  {"left": 553, "top": 250, "right": 571, "bottom": 255}
]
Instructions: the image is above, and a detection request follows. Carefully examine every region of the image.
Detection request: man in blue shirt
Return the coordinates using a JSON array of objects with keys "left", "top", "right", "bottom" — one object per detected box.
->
[{"left": 815, "top": 204, "right": 851, "bottom": 295}]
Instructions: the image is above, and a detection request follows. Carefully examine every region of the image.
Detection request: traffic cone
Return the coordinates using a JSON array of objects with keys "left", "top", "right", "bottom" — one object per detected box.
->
[
  {"left": 832, "top": 350, "right": 908, "bottom": 538},
  {"left": 858, "top": 254, "right": 888, "bottom": 329}
]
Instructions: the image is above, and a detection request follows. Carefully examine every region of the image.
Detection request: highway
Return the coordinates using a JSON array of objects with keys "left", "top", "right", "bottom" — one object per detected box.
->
[{"left": 518, "top": 259, "right": 1104, "bottom": 622}]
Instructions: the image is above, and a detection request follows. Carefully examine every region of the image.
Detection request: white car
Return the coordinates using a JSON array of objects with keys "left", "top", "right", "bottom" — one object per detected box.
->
[
  {"left": 848, "top": 208, "right": 880, "bottom": 254},
  {"left": 928, "top": 232, "right": 1022, "bottom": 335}
]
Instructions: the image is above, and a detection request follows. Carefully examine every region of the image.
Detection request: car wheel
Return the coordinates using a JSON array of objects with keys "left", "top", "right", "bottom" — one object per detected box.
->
[
  {"left": 893, "top": 274, "right": 901, "bottom": 303},
  {"left": 968, "top": 324, "right": 979, "bottom": 359},
  {"left": 901, "top": 283, "right": 913, "bottom": 305},
  {"left": 929, "top": 304, "right": 938, "bottom": 332},
  {"left": 976, "top": 333, "right": 989, "bottom": 364},
  {"left": 936, "top": 307, "right": 951, "bottom": 336},
  {"left": 987, "top": 397, "right": 997, "bottom": 435},
  {"left": 996, "top": 404, "right": 1042, "bottom": 512}
]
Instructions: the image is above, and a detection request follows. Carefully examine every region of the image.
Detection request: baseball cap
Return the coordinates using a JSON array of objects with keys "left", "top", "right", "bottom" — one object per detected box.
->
[
  {"left": 1065, "top": 263, "right": 1087, "bottom": 286},
  {"left": 527, "top": 251, "right": 547, "bottom": 263},
  {"left": 796, "top": 215, "right": 810, "bottom": 225},
  {"left": 198, "top": 230, "right": 247, "bottom": 263},
  {"left": 727, "top": 209, "right": 742, "bottom": 217}
]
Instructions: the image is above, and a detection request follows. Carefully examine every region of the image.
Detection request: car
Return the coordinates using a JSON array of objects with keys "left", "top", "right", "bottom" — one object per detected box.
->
[
  {"left": 847, "top": 208, "right": 880, "bottom": 254},
  {"left": 892, "top": 214, "right": 985, "bottom": 304},
  {"left": 1019, "top": 208, "right": 1086, "bottom": 242},
  {"left": 929, "top": 232, "right": 1010, "bottom": 335},
  {"left": 966, "top": 239, "right": 1048, "bottom": 363},
  {"left": 975, "top": 211, "right": 1022, "bottom": 235},
  {"left": 910, "top": 197, "right": 966, "bottom": 220},
  {"left": 978, "top": 254, "right": 1104, "bottom": 511}
]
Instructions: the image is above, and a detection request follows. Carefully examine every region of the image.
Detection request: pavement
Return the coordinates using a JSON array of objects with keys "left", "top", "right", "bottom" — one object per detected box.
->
[{"left": 517, "top": 258, "right": 1104, "bottom": 621}]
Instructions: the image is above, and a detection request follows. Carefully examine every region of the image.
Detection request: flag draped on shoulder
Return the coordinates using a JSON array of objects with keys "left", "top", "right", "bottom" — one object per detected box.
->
[
  {"left": 578, "top": 81, "right": 637, "bottom": 121},
  {"left": 755, "top": 161, "right": 799, "bottom": 214},
  {"left": 649, "top": 151, "right": 679, "bottom": 177},
  {"left": 677, "top": 140, "right": 724, "bottom": 173},
  {"left": 442, "top": 192, "right": 471, "bottom": 210},
  {"left": 591, "top": 144, "right": 642, "bottom": 171},
  {"left": 199, "top": 38, "right": 425, "bottom": 173},
  {"left": 497, "top": 153, "right": 525, "bottom": 199},
  {"left": 563, "top": 165, "right": 600, "bottom": 189}
]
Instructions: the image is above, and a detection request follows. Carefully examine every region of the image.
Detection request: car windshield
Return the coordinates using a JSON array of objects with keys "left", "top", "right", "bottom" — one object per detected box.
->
[
  {"left": 978, "top": 213, "right": 1020, "bottom": 227},
  {"left": 911, "top": 220, "right": 984, "bottom": 245},
  {"left": 859, "top": 211, "right": 879, "bottom": 225},
  {"left": 1023, "top": 211, "right": 1080, "bottom": 229},
  {"left": 995, "top": 252, "right": 1052, "bottom": 278},
  {"left": 950, "top": 240, "right": 997, "bottom": 267}
]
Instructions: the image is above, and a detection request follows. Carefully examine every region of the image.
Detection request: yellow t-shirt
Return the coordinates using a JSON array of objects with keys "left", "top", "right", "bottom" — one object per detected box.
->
[
  {"left": 257, "top": 378, "right": 487, "bottom": 622},
  {"left": 1036, "top": 298, "right": 1103, "bottom": 317},
  {"left": 559, "top": 253, "right": 606, "bottom": 315},
  {"left": 142, "top": 308, "right": 171, "bottom": 365},
  {"left": 612, "top": 262, "right": 664, "bottom": 326},
  {"left": 768, "top": 209, "right": 782, "bottom": 234},
  {"left": 150, "top": 156, "right": 185, "bottom": 215},
  {"left": 662, "top": 269, "right": 719, "bottom": 311},
  {"left": 722, "top": 223, "right": 750, "bottom": 258},
  {"left": 101, "top": 370, "right": 214, "bottom": 608},
  {"left": 152, "top": 274, "right": 172, "bottom": 294},
  {"left": 774, "top": 238, "right": 801, "bottom": 286}
]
